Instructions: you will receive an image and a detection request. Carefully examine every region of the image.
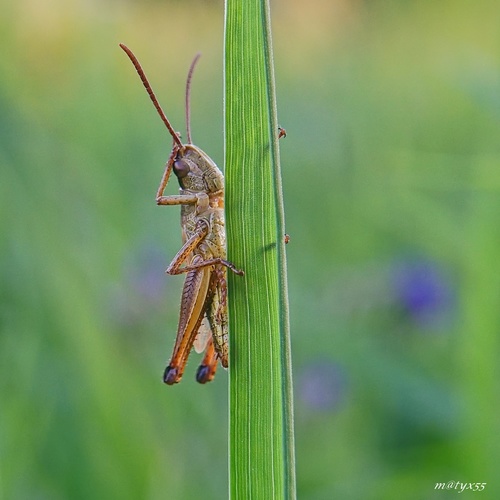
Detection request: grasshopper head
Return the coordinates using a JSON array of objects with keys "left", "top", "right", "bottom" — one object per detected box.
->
[
  {"left": 173, "top": 144, "right": 224, "bottom": 195},
  {"left": 119, "top": 45, "right": 223, "bottom": 195}
]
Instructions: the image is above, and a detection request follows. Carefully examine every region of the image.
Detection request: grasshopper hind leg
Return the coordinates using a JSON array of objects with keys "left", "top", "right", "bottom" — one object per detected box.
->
[{"left": 163, "top": 259, "right": 211, "bottom": 385}]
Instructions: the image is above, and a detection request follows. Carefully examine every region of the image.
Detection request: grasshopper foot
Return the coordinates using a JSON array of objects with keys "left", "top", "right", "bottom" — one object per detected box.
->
[
  {"left": 222, "top": 259, "right": 244, "bottom": 276},
  {"left": 163, "top": 365, "right": 181, "bottom": 385},
  {"left": 196, "top": 364, "right": 216, "bottom": 384}
]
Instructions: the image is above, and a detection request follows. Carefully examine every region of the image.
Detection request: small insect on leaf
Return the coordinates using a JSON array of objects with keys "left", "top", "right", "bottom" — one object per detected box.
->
[
  {"left": 120, "top": 44, "right": 244, "bottom": 385},
  {"left": 278, "top": 126, "right": 287, "bottom": 139}
]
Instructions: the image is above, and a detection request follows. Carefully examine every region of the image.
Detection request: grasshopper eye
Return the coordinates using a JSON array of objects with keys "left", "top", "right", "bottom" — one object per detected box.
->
[{"left": 173, "top": 158, "right": 190, "bottom": 178}]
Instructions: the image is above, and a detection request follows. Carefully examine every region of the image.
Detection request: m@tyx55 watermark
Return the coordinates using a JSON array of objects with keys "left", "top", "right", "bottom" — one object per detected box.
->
[{"left": 435, "top": 481, "right": 487, "bottom": 493}]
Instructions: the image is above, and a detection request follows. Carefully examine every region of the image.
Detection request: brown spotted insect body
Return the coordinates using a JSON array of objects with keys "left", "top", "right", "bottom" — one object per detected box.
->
[{"left": 120, "top": 44, "right": 243, "bottom": 385}]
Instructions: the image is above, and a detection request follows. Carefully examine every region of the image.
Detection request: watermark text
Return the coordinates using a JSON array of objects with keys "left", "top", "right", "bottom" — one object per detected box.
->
[{"left": 435, "top": 481, "right": 486, "bottom": 493}]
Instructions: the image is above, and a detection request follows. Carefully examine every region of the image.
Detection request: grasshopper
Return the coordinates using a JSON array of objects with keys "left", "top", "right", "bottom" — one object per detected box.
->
[{"left": 119, "top": 44, "right": 244, "bottom": 385}]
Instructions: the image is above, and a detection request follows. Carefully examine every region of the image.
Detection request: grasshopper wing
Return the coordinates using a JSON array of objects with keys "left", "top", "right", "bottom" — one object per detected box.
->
[{"left": 194, "top": 316, "right": 212, "bottom": 354}]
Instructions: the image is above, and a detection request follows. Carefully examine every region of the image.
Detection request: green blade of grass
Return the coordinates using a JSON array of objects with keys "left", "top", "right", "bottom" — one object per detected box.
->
[{"left": 224, "top": 0, "right": 296, "bottom": 498}]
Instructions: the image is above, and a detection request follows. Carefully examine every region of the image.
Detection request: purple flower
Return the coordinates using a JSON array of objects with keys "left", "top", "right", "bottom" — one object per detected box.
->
[{"left": 392, "top": 259, "right": 453, "bottom": 327}]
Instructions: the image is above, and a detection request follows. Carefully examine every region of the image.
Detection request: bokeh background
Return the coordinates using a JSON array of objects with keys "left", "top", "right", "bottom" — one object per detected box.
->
[{"left": 2, "top": 0, "right": 500, "bottom": 498}]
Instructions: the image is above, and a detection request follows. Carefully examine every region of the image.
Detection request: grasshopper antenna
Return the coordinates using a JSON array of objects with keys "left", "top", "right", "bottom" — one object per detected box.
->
[
  {"left": 119, "top": 43, "right": 183, "bottom": 149},
  {"left": 185, "top": 53, "right": 201, "bottom": 144}
]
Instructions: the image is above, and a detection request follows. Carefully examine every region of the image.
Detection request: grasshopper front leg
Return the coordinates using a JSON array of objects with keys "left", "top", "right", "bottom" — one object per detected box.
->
[{"left": 154, "top": 149, "right": 200, "bottom": 207}]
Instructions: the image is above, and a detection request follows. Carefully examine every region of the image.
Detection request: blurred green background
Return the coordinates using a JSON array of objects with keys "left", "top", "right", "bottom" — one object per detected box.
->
[{"left": 2, "top": 0, "right": 500, "bottom": 498}]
